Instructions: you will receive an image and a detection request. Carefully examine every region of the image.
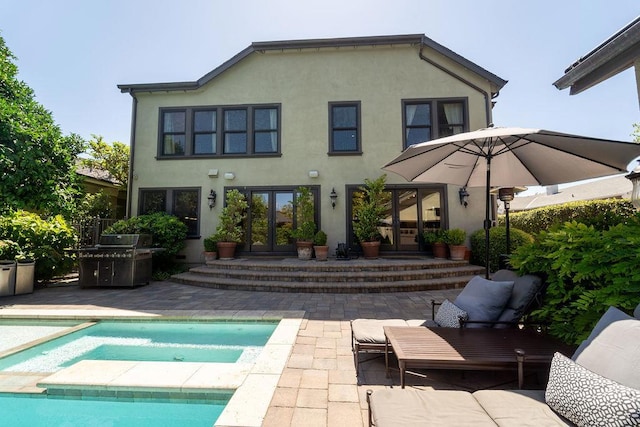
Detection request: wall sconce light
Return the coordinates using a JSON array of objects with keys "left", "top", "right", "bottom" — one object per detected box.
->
[
  {"left": 308, "top": 170, "right": 319, "bottom": 178},
  {"left": 224, "top": 172, "right": 235, "bottom": 180},
  {"left": 208, "top": 168, "right": 219, "bottom": 178},
  {"left": 207, "top": 190, "right": 217, "bottom": 209},
  {"left": 330, "top": 188, "right": 338, "bottom": 209},
  {"left": 458, "top": 187, "right": 469, "bottom": 207}
]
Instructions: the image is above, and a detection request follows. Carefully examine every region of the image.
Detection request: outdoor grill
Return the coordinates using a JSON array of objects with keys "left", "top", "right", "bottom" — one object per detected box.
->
[{"left": 78, "top": 234, "right": 154, "bottom": 288}]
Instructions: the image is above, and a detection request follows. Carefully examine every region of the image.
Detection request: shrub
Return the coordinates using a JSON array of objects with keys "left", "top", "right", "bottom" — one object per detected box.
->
[
  {"left": 313, "top": 230, "right": 327, "bottom": 246},
  {"left": 203, "top": 235, "right": 217, "bottom": 252},
  {"left": 506, "top": 199, "right": 635, "bottom": 234},
  {"left": 212, "top": 189, "right": 249, "bottom": 243},
  {"left": 509, "top": 219, "right": 640, "bottom": 344},
  {"left": 470, "top": 226, "right": 534, "bottom": 272},
  {"left": 105, "top": 212, "right": 188, "bottom": 272},
  {"left": 444, "top": 228, "right": 466, "bottom": 246},
  {"left": 0, "top": 210, "right": 76, "bottom": 281},
  {"left": 422, "top": 229, "right": 445, "bottom": 245}
]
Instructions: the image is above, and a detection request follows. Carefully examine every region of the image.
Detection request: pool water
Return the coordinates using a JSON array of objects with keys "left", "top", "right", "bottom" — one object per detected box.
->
[
  {"left": 0, "top": 320, "right": 278, "bottom": 372},
  {"left": 0, "top": 393, "right": 230, "bottom": 427}
]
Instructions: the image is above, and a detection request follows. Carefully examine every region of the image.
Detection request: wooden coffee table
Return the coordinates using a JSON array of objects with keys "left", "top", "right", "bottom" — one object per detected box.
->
[{"left": 383, "top": 326, "right": 573, "bottom": 388}]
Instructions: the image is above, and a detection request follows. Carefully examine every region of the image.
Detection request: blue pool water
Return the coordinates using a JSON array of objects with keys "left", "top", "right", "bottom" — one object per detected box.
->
[
  {"left": 0, "top": 393, "right": 230, "bottom": 427},
  {"left": 0, "top": 320, "right": 278, "bottom": 372}
]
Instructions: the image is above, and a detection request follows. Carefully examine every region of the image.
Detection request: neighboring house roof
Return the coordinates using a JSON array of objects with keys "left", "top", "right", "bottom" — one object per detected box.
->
[
  {"left": 507, "top": 174, "right": 631, "bottom": 211},
  {"left": 76, "top": 165, "right": 121, "bottom": 187},
  {"left": 553, "top": 16, "right": 640, "bottom": 94},
  {"left": 118, "top": 34, "right": 508, "bottom": 95}
]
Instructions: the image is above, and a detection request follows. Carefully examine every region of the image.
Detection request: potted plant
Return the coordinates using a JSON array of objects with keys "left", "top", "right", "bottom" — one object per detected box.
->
[
  {"left": 313, "top": 230, "right": 329, "bottom": 261},
  {"left": 203, "top": 235, "right": 218, "bottom": 262},
  {"left": 423, "top": 229, "right": 447, "bottom": 259},
  {"left": 212, "top": 189, "right": 249, "bottom": 259},
  {"left": 352, "top": 174, "right": 389, "bottom": 259},
  {"left": 444, "top": 228, "right": 467, "bottom": 261},
  {"left": 291, "top": 186, "right": 316, "bottom": 260}
]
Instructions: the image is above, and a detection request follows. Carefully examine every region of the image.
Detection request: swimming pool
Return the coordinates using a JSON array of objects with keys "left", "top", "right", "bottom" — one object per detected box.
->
[
  {"left": 0, "top": 391, "right": 231, "bottom": 427},
  {"left": 0, "top": 320, "right": 278, "bottom": 372}
]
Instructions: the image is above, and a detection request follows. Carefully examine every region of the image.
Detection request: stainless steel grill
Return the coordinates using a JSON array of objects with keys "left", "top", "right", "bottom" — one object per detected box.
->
[{"left": 78, "top": 234, "right": 154, "bottom": 288}]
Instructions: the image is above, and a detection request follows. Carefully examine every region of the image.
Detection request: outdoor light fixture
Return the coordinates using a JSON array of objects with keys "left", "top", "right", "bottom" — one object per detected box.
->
[
  {"left": 330, "top": 188, "right": 338, "bottom": 209},
  {"left": 224, "top": 172, "right": 235, "bottom": 180},
  {"left": 491, "top": 186, "right": 527, "bottom": 256},
  {"left": 458, "top": 187, "right": 469, "bottom": 207},
  {"left": 626, "top": 161, "right": 640, "bottom": 210},
  {"left": 207, "top": 190, "right": 217, "bottom": 209},
  {"left": 308, "top": 170, "right": 319, "bottom": 178}
]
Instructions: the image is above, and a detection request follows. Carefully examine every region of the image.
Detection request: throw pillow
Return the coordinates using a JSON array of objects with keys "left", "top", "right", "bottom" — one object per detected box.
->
[
  {"left": 546, "top": 352, "right": 640, "bottom": 426},
  {"left": 453, "top": 276, "right": 514, "bottom": 327},
  {"left": 572, "top": 306, "right": 633, "bottom": 360},
  {"left": 434, "top": 299, "right": 468, "bottom": 328}
]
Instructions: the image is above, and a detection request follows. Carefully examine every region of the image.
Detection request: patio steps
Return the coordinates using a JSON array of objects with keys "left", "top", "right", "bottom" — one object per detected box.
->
[{"left": 170, "top": 257, "right": 485, "bottom": 293}]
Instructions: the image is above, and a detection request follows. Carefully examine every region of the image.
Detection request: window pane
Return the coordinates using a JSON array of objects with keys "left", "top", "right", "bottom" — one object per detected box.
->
[
  {"left": 224, "top": 133, "right": 247, "bottom": 154},
  {"left": 224, "top": 109, "right": 247, "bottom": 131},
  {"left": 194, "top": 110, "right": 216, "bottom": 132},
  {"left": 254, "top": 108, "right": 277, "bottom": 130},
  {"left": 255, "top": 131, "right": 277, "bottom": 153},
  {"left": 406, "top": 128, "right": 430, "bottom": 146},
  {"left": 173, "top": 190, "right": 198, "bottom": 236},
  {"left": 333, "top": 130, "right": 358, "bottom": 151},
  {"left": 140, "top": 190, "right": 166, "bottom": 214},
  {"left": 194, "top": 133, "right": 216, "bottom": 154},
  {"left": 438, "top": 102, "right": 464, "bottom": 137},
  {"left": 163, "top": 111, "right": 185, "bottom": 132},
  {"left": 163, "top": 135, "right": 185, "bottom": 155},
  {"left": 332, "top": 106, "right": 356, "bottom": 128},
  {"left": 406, "top": 104, "right": 430, "bottom": 126}
]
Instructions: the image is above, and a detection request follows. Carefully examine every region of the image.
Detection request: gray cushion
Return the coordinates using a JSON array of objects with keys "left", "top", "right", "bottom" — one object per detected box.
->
[
  {"left": 546, "top": 352, "right": 640, "bottom": 426},
  {"left": 369, "top": 389, "right": 497, "bottom": 427},
  {"left": 572, "top": 306, "right": 633, "bottom": 360},
  {"left": 351, "top": 319, "right": 408, "bottom": 344},
  {"left": 492, "top": 270, "right": 542, "bottom": 323},
  {"left": 434, "top": 299, "right": 468, "bottom": 328},
  {"left": 406, "top": 319, "right": 438, "bottom": 327},
  {"left": 573, "top": 317, "right": 640, "bottom": 390},
  {"left": 473, "top": 389, "right": 572, "bottom": 426},
  {"left": 454, "top": 276, "right": 514, "bottom": 327},
  {"left": 635, "top": 302, "right": 640, "bottom": 319}
]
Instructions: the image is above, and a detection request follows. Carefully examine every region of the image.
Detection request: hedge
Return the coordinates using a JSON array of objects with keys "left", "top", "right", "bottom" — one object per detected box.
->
[{"left": 469, "top": 226, "right": 533, "bottom": 273}]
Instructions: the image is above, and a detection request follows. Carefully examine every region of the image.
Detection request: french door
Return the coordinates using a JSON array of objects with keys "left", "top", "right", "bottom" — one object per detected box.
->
[{"left": 350, "top": 185, "right": 445, "bottom": 253}]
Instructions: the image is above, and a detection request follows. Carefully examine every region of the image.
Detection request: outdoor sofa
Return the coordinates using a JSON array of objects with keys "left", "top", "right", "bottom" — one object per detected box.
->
[
  {"left": 351, "top": 270, "right": 544, "bottom": 373},
  {"left": 367, "top": 302, "right": 640, "bottom": 426}
]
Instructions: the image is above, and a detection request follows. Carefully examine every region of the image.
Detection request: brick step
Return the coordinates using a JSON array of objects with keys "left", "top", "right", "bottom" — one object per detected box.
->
[
  {"left": 170, "top": 272, "right": 477, "bottom": 293},
  {"left": 186, "top": 264, "right": 485, "bottom": 283}
]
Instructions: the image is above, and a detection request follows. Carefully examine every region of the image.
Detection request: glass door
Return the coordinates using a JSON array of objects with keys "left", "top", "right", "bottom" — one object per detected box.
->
[{"left": 246, "top": 189, "right": 295, "bottom": 253}]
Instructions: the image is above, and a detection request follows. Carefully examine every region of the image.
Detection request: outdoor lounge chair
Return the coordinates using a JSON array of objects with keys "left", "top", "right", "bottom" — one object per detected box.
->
[{"left": 351, "top": 270, "right": 544, "bottom": 374}]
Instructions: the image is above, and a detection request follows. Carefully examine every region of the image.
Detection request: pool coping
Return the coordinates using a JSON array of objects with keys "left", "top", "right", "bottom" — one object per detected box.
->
[{"left": 0, "top": 308, "right": 305, "bottom": 427}]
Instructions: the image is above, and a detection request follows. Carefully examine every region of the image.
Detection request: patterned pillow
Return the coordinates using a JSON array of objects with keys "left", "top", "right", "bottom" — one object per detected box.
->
[
  {"left": 545, "top": 352, "right": 640, "bottom": 426},
  {"left": 434, "top": 299, "right": 468, "bottom": 328}
]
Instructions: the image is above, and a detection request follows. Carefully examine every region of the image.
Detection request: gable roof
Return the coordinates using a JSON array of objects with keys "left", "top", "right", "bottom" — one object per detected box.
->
[
  {"left": 118, "top": 34, "right": 507, "bottom": 94},
  {"left": 553, "top": 16, "right": 640, "bottom": 94}
]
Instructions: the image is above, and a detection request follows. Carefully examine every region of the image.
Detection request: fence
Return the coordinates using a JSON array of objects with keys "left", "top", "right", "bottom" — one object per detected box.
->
[{"left": 72, "top": 217, "right": 118, "bottom": 248}]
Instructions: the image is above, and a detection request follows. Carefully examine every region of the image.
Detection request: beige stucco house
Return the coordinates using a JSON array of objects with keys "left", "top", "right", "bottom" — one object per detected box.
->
[{"left": 118, "top": 34, "right": 507, "bottom": 263}]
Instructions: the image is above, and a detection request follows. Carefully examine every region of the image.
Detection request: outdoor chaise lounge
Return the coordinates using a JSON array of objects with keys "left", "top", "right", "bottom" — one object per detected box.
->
[
  {"left": 351, "top": 270, "right": 544, "bottom": 373},
  {"left": 366, "top": 302, "right": 640, "bottom": 426}
]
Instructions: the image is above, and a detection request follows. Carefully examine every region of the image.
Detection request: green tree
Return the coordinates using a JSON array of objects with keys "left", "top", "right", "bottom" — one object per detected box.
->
[
  {"left": 632, "top": 123, "right": 640, "bottom": 142},
  {"left": 81, "top": 135, "right": 129, "bottom": 188},
  {"left": 0, "top": 35, "right": 84, "bottom": 217}
]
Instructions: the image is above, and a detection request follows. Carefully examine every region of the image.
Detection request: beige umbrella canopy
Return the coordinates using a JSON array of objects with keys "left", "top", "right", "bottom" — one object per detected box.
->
[{"left": 383, "top": 126, "right": 640, "bottom": 277}]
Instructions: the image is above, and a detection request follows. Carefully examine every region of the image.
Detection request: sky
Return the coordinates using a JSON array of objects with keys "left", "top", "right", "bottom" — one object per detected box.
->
[{"left": 1, "top": 0, "right": 639, "bottom": 195}]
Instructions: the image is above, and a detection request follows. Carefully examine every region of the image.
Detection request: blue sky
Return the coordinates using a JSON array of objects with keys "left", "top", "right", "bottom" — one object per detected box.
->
[{"left": 2, "top": 0, "right": 639, "bottom": 193}]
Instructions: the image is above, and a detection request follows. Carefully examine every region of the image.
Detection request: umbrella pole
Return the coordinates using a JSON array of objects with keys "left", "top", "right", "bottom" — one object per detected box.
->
[{"left": 484, "top": 157, "right": 491, "bottom": 279}]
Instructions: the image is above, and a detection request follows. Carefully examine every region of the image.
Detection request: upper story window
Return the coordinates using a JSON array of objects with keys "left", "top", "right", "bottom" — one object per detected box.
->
[
  {"left": 139, "top": 187, "right": 200, "bottom": 237},
  {"left": 329, "top": 102, "right": 361, "bottom": 154},
  {"left": 159, "top": 104, "right": 280, "bottom": 158},
  {"left": 403, "top": 99, "right": 466, "bottom": 149}
]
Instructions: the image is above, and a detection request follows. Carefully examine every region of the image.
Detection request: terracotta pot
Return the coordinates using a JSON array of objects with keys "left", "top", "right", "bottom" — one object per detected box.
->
[
  {"left": 203, "top": 251, "right": 217, "bottom": 263},
  {"left": 314, "top": 245, "right": 329, "bottom": 261},
  {"left": 296, "top": 240, "right": 313, "bottom": 260},
  {"left": 361, "top": 241, "right": 381, "bottom": 259},
  {"left": 217, "top": 242, "right": 237, "bottom": 260},
  {"left": 449, "top": 244, "right": 467, "bottom": 261},
  {"left": 432, "top": 242, "right": 448, "bottom": 259}
]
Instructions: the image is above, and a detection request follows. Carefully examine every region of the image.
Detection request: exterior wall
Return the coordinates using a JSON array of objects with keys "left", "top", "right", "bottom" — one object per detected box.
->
[
  {"left": 635, "top": 59, "right": 640, "bottom": 110},
  {"left": 129, "top": 43, "right": 497, "bottom": 262}
]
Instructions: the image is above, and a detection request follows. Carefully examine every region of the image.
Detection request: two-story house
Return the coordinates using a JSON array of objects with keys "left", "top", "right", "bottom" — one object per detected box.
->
[{"left": 118, "top": 34, "right": 507, "bottom": 263}]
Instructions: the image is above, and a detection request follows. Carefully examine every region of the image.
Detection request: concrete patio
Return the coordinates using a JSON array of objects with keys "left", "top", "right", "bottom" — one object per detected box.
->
[{"left": 0, "top": 279, "right": 537, "bottom": 426}]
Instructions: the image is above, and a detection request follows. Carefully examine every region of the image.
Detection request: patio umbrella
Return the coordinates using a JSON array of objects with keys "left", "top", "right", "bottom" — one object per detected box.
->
[{"left": 383, "top": 126, "right": 640, "bottom": 278}]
